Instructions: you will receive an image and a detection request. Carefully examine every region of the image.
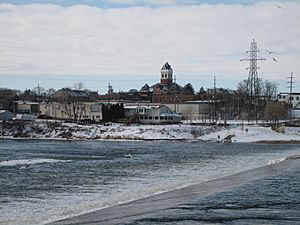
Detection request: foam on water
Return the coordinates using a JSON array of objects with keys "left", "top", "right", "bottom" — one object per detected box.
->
[
  {"left": 0, "top": 159, "right": 72, "bottom": 167},
  {"left": 268, "top": 154, "right": 300, "bottom": 165}
]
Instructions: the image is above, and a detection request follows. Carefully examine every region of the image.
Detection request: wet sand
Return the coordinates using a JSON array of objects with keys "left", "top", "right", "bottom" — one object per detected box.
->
[{"left": 48, "top": 158, "right": 300, "bottom": 225}]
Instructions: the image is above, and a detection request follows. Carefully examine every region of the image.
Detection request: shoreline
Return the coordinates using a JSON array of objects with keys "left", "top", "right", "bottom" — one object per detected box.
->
[
  {"left": 2, "top": 122, "right": 300, "bottom": 143},
  {"left": 2, "top": 136, "right": 300, "bottom": 144},
  {"left": 47, "top": 158, "right": 300, "bottom": 225}
]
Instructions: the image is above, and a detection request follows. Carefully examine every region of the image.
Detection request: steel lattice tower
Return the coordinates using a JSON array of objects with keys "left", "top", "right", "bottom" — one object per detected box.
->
[{"left": 241, "top": 39, "right": 266, "bottom": 97}]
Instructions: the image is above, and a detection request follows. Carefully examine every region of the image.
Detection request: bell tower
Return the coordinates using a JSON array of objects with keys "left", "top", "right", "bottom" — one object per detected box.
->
[{"left": 160, "top": 62, "right": 173, "bottom": 86}]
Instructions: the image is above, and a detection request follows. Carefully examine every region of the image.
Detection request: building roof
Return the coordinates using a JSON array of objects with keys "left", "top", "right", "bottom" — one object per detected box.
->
[
  {"left": 59, "top": 88, "right": 90, "bottom": 97},
  {"left": 124, "top": 105, "right": 161, "bottom": 110},
  {"left": 169, "top": 83, "right": 183, "bottom": 92},
  {"left": 161, "top": 62, "right": 172, "bottom": 70},
  {"left": 278, "top": 92, "right": 300, "bottom": 96},
  {"left": 140, "top": 84, "right": 150, "bottom": 92}
]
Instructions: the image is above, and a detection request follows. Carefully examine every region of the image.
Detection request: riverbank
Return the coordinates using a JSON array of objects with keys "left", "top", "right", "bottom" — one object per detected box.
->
[
  {"left": 1, "top": 120, "right": 300, "bottom": 143},
  {"left": 48, "top": 157, "right": 300, "bottom": 225}
]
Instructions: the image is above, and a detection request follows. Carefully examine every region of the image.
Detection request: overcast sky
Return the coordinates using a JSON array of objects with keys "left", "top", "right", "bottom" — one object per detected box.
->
[{"left": 0, "top": 0, "right": 299, "bottom": 93}]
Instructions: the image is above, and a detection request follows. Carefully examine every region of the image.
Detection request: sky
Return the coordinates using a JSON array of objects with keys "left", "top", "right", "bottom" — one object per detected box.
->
[{"left": 0, "top": 0, "right": 299, "bottom": 94}]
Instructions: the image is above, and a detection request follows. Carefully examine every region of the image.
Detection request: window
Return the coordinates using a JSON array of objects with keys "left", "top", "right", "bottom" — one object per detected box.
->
[
  {"left": 149, "top": 116, "right": 152, "bottom": 120},
  {"left": 297, "top": 97, "right": 299, "bottom": 101},
  {"left": 155, "top": 116, "right": 158, "bottom": 120},
  {"left": 283, "top": 96, "right": 286, "bottom": 99}
]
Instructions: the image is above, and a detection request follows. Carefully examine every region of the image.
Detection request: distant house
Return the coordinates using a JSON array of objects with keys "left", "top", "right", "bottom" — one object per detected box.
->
[
  {"left": 15, "top": 101, "right": 39, "bottom": 114},
  {"left": 52, "top": 88, "right": 98, "bottom": 102},
  {"left": 39, "top": 102, "right": 103, "bottom": 122},
  {"left": 124, "top": 105, "right": 181, "bottom": 124},
  {"left": 278, "top": 93, "right": 300, "bottom": 109},
  {"left": 15, "top": 114, "right": 36, "bottom": 121},
  {"left": 165, "top": 101, "right": 214, "bottom": 121},
  {"left": 44, "top": 88, "right": 100, "bottom": 122},
  {"left": 0, "top": 88, "right": 18, "bottom": 112},
  {"left": 0, "top": 110, "right": 14, "bottom": 121},
  {"left": 278, "top": 92, "right": 300, "bottom": 118}
]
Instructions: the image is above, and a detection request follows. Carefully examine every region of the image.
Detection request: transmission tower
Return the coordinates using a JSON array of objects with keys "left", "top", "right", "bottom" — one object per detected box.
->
[
  {"left": 240, "top": 39, "right": 266, "bottom": 97},
  {"left": 240, "top": 39, "right": 266, "bottom": 122}
]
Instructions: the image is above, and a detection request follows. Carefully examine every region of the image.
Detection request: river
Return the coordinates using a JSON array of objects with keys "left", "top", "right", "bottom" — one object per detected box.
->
[{"left": 0, "top": 140, "right": 300, "bottom": 225}]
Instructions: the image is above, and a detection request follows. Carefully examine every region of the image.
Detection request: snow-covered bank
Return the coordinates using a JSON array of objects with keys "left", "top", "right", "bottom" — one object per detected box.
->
[
  {"left": 197, "top": 125, "right": 300, "bottom": 143},
  {"left": 1, "top": 120, "right": 300, "bottom": 143}
]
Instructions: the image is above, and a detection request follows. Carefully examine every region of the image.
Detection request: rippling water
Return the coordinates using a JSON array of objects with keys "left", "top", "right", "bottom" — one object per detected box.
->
[{"left": 0, "top": 140, "right": 300, "bottom": 225}]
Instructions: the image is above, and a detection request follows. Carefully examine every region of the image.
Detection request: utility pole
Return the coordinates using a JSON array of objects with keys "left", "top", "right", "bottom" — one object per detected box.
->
[
  {"left": 107, "top": 83, "right": 113, "bottom": 105},
  {"left": 240, "top": 39, "right": 266, "bottom": 123},
  {"left": 213, "top": 76, "right": 216, "bottom": 123},
  {"left": 287, "top": 72, "right": 295, "bottom": 123}
]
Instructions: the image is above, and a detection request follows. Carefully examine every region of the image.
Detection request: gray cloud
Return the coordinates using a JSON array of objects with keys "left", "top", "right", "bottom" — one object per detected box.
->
[{"left": 0, "top": 1, "right": 299, "bottom": 90}]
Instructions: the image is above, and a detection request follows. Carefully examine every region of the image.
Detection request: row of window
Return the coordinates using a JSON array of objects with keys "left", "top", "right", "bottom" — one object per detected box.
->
[
  {"left": 50, "top": 112, "right": 100, "bottom": 119},
  {"left": 161, "top": 74, "right": 170, "bottom": 79},
  {"left": 139, "top": 116, "right": 174, "bottom": 121},
  {"left": 279, "top": 96, "right": 299, "bottom": 100}
]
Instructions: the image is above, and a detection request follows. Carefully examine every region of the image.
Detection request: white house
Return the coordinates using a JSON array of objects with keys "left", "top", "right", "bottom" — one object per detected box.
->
[
  {"left": 278, "top": 92, "right": 300, "bottom": 109},
  {"left": 124, "top": 105, "right": 181, "bottom": 124},
  {"left": 15, "top": 114, "right": 36, "bottom": 121},
  {"left": 39, "top": 102, "right": 103, "bottom": 122},
  {"left": 278, "top": 92, "right": 300, "bottom": 118}
]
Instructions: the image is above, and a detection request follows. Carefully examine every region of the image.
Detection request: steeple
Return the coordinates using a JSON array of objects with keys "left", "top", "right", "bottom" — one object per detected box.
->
[{"left": 160, "top": 62, "right": 173, "bottom": 86}]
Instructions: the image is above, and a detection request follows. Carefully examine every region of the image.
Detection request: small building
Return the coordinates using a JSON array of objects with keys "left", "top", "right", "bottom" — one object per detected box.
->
[
  {"left": 278, "top": 92, "right": 300, "bottom": 109},
  {"left": 15, "top": 101, "right": 39, "bottom": 114},
  {"left": 52, "top": 88, "right": 98, "bottom": 102},
  {"left": 0, "top": 110, "right": 14, "bottom": 121},
  {"left": 278, "top": 92, "right": 300, "bottom": 118},
  {"left": 165, "top": 101, "right": 213, "bottom": 121},
  {"left": 39, "top": 102, "right": 103, "bottom": 122},
  {"left": 15, "top": 114, "right": 36, "bottom": 121},
  {"left": 124, "top": 105, "right": 181, "bottom": 124}
]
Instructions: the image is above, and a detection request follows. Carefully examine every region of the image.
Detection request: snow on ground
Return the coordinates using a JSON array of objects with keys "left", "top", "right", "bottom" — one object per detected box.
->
[
  {"left": 1, "top": 120, "right": 300, "bottom": 143},
  {"left": 198, "top": 125, "right": 300, "bottom": 143}
]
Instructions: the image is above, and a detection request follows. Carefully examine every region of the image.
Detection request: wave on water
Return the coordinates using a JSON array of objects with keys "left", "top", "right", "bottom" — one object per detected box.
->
[
  {"left": 268, "top": 154, "right": 300, "bottom": 165},
  {"left": 0, "top": 158, "right": 72, "bottom": 167}
]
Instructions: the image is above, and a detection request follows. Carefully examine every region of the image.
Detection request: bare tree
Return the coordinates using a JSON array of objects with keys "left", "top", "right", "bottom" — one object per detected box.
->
[
  {"left": 62, "top": 100, "right": 86, "bottom": 122},
  {"left": 45, "top": 88, "right": 56, "bottom": 97},
  {"left": 73, "top": 82, "right": 85, "bottom": 90},
  {"left": 263, "top": 80, "right": 278, "bottom": 101},
  {"left": 264, "top": 102, "right": 288, "bottom": 123}
]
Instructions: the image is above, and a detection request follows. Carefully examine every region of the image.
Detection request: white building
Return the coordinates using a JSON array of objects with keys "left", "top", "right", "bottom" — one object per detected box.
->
[
  {"left": 124, "top": 105, "right": 181, "bottom": 124},
  {"left": 278, "top": 92, "right": 300, "bottom": 118},
  {"left": 278, "top": 92, "right": 300, "bottom": 109},
  {"left": 15, "top": 114, "right": 36, "bottom": 121},
  {"left": 39, "top": 102, "right": 103, "bottom": 122},
  {"left": 165, "top": 101, "right": 213, "bottom": 121}
]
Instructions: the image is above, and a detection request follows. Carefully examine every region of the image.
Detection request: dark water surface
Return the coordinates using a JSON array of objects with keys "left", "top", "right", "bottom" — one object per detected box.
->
[{"left": 0, "top": 140, "right": 300, "bottom": 225}]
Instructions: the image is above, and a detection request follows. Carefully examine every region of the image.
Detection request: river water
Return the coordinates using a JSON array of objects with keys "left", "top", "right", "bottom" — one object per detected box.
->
[{"left": 0, "top": 140, "right": 300, "bottom": 225}]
